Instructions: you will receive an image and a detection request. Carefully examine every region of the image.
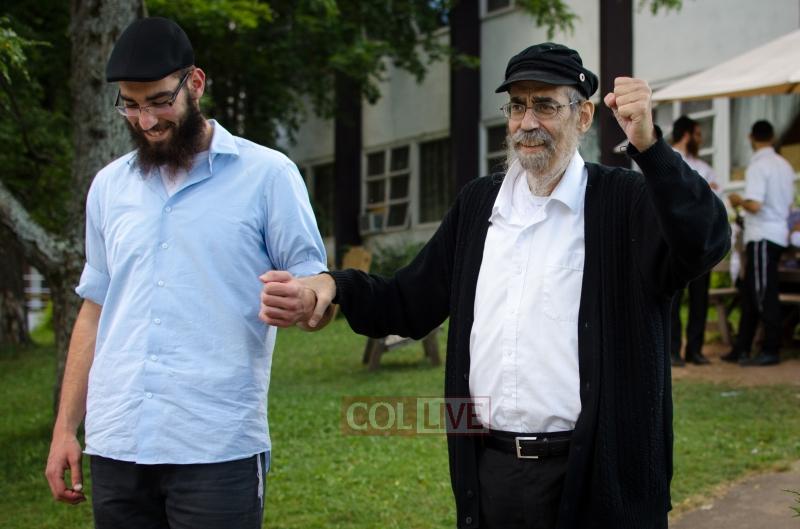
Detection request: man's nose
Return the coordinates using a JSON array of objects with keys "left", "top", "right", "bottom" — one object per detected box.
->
[
  {"left": 137, "top": 110, "right": 158, "bottom": 130},
  {"left": 520, "top": 108, "right": 540, "bottom": 131}
]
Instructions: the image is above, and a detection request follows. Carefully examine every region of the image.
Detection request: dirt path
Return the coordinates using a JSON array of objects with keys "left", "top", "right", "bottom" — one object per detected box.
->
[
  {"left": 670, "top": 461, "right": 800, "bottom": 528},
  {"left": 671, "top": 343, "right": 800, "bottom": 387}
]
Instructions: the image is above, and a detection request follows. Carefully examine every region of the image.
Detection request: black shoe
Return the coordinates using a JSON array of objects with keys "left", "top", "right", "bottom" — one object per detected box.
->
[
  {"left": 721, "top": 350, "right": 743, "bottom": 363},
  {"left": 686, "top": 352, "right": 711, "bottom": 365},
  {"left": 740, "top": 353, "right": 780, "bottom": 367},
  {"left": 671, "top": 355, "right": 685, "bottom": 367}
]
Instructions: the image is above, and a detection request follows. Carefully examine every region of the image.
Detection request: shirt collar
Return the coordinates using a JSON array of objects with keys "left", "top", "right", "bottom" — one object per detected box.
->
[
  {"left": 751, "top": 146, "right": 775, "bottom": 162},
  {"left": 491, "top": 149, "right": 585, "bottom": 222}
]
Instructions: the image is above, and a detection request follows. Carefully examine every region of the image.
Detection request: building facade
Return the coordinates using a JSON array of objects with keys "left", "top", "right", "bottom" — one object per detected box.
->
[{"left": 282, "top": 0, "right": 800, "bottom": 255}]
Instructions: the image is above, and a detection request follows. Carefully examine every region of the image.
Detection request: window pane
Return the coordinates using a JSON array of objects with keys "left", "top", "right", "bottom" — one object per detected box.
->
[
  {"left": 390, "top": 174, "right": 409, "bottom": 199},
  {"left": 419, "top": 138, "right": 453, "bottom": 223},
  {"left": 367, "top": 152, "right": 385, "bottom": 176},
  {"left": 387, "top": 203, "right": 409, "bottom": 227},
  {"left": 391, "top": 146, "right": 409, "bottom": 171},
  {"left": 487, "top": 0, "right": 512, "bottom": 12},
  {"left": 367, "top": 180, "right": 386, "bottom": 205},
  {"left": 312, "top": 163, "right": 335, "bottom": 237},
  {"left": 487, "top": 124, "right": 507, "bottom": 153}
]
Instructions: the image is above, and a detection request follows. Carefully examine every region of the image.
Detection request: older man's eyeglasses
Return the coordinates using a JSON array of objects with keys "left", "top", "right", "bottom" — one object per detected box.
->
[
  {"left": 114, "top": 70, "right": 191, "bottom": 118},
  {"left": 501, "top": 100, "right": 579, "bottom": 121}
]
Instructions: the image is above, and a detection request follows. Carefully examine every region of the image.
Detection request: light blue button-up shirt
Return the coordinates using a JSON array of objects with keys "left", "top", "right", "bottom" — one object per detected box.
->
[{"left": 76, "top": 120, "right": 326, "bottom": 464}]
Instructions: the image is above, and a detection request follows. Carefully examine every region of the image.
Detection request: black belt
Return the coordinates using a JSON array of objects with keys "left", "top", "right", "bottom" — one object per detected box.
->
[{"left": 484, "top": 430, "right": 572, "bottom": 460}]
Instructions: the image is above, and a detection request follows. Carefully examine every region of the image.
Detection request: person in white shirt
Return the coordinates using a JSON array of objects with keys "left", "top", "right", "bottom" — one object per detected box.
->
[
  {"left": 669, "top": 116, "right": 718, "bottom": 366},
  {"left": 725, "top": 120, "right": 796, "bottom": 366}
]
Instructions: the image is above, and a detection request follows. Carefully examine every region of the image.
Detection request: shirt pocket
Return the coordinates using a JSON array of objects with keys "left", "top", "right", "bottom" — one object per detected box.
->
[{"left": 542, "top": 251, "right": 585, "bottom": 323}]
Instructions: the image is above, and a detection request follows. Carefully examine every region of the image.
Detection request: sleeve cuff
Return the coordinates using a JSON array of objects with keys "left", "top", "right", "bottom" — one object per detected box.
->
[
  {"left": 286, "top": 260, "right": 328, "bottom": 278},
  {"left": 75, "top": 263, "right": 109, "bottom": 305}
]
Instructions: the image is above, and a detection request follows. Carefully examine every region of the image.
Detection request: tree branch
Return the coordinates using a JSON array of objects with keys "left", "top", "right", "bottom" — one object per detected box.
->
[{"left": 0, "top": 179, "right": 72, "bottom": 272}]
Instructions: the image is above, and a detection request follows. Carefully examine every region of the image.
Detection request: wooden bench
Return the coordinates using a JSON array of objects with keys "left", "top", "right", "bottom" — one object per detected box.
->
[
  {"left": 707, "top": 286, "right": 738, "bottom": 345},
  {"left": 339, "top": 246, "right": 442, "bottom": 371}
]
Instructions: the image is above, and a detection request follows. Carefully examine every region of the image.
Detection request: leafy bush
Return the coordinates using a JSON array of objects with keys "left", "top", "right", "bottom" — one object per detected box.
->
[{"left": 369, "top": 239, "right": 425, "bottom": 277}]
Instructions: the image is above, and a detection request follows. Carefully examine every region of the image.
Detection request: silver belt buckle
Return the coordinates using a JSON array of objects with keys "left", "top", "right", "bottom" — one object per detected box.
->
[{"left": 515, "top": 436, "right": 539, "bottom": 459}]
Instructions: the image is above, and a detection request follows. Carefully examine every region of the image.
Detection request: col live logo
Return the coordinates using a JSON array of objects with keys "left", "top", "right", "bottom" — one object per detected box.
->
[{"left": 340, "top": 396, "right": 491, "bottom": 436}]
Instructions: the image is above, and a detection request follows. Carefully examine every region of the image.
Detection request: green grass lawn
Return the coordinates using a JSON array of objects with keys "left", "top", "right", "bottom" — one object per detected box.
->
[{"left": 1, "top": 319, "right": 799, "bottom": 528}]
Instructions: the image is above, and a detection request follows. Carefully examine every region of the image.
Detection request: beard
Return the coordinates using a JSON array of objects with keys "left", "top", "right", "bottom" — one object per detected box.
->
[
  {"left": 687, "top": 137, "right": 700, "bottom": 157},
  {"left": 505, "top": 122, "right": 581, "bottom": 196},
  {"left": 127, "top": 100, "right": 206, "bottom": 178}
]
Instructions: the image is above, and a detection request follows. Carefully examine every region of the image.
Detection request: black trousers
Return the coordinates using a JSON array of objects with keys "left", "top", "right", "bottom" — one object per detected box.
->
[
  {"left": 478, "top": 446, "right": 568, "bottom": 529},
  {"left": 671, "top": 271, "right": 711, "bottom": 359},
  {"left": 91, "top": 453, "right": 267, "bottom": 529},
  {"left": 735, "top": 240, "right": 785, "bottom": 354}
]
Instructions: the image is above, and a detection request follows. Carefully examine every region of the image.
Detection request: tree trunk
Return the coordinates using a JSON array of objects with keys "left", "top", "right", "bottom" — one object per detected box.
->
[
  {"left": 0, "top": 227, "right": 31, "bottom": 346},
  {"left": 44, "top": 0, "right": 141, "bottom": 408}
]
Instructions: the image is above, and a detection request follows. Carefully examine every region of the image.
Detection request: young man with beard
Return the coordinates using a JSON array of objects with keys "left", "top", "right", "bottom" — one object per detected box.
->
[
  {"left": 260, "top": 43, "right": 730, "bottom": 529},
  {"left": 668, "top": 115, "right": 719, "bottom": 366},
  {"left": 44, "top": 17, "right": 326, "bottom": 529}
]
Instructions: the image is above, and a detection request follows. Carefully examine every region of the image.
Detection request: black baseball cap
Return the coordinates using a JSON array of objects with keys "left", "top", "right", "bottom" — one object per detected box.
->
[
  {"left": 106, "top": 17, "right": 194, "bottom": 82},
  {"left": 496, "top": 42, "right": 598, "bottom": 99}
]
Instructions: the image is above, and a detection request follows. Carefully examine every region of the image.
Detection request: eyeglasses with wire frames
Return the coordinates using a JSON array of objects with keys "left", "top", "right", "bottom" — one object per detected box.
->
[
  {"left": 114, "top": 70, "right": 192, "bottom": 118},
  {"left": 500, "top": 99, "right": 580, "bottom": 121}
]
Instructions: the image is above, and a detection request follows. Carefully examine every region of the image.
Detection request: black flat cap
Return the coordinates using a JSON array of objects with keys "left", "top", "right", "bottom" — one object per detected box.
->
[
  {"left": 106, "top": 17, "right": 194, "bottom": 82},
  {"left": 496, "top": 42, "right": 598, "bottom": 99}
]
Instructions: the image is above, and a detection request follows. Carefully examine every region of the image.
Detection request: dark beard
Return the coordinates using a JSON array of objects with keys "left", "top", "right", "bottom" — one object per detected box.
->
[
  {"left": 687, "top": 137, "right": 699, "bottom": 157},
  {"left": 127, "top": 101, "right": 206, "bottom": 178}
]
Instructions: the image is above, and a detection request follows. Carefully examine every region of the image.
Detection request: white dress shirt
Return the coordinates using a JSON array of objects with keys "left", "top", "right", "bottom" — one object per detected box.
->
[
  {"left": 743, "top": 146, "right": 796, "bottom": 246},
  {"left": 470, "top": 151, "right": 586, "bottom": 433}
]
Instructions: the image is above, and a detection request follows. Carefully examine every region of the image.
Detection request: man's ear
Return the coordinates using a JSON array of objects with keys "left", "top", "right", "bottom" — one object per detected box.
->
[
  {"left": 188, "top": 68, "right": 206, "bottom": 99},
  {"left": 578, "top": 100, "right": 595, "bottom": 134}
]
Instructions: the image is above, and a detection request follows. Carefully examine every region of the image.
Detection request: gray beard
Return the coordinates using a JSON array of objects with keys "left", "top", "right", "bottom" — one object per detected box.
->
[{"left": 506, "top": 127, "right": 581, "bottom": 196}]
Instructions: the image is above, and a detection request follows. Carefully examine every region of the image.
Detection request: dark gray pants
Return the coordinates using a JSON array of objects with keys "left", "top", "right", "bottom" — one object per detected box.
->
[{"left": 91, "top": 452, "right": 268, "bottom": 529}]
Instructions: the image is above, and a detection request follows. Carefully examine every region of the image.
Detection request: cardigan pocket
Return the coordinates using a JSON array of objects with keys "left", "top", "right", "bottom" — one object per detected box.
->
[{"left": 542, "top": 251, "right": 584, "bottom": 323}]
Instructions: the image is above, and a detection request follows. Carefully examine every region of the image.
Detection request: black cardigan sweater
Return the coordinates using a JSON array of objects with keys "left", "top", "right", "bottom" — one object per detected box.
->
[{"left": 329, "top": 139, "right": 731, "bottom": 529}]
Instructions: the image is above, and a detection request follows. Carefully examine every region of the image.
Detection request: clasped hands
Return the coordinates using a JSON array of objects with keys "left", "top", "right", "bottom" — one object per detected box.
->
[{"left": 258, "top": 271, "right": 336, "bottom": 329}]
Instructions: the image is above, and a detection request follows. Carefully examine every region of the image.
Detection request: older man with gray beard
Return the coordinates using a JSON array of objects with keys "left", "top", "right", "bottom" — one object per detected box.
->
[{"left": 259, "top": 43, "right": 730, "bottom": 529}]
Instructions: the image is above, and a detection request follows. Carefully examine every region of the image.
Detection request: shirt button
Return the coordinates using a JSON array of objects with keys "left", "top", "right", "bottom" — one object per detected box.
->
[
  {"left": 150, "top": 354, "right": 158, "bottom": 361},
  {"left": 164, "top": 206, "right": 172, "bottom": 213},
  {"left": 146, "top": 392, "right": 153, "bottom": 399},
  {"left": 161, "top": 242, "right": 169, "bottom": 249},
  {"left": 153, "top": 318, "right": 161, "bottom": 325},
  {"left": 157, "top": 280, "right": 165, "bottom": 287}
]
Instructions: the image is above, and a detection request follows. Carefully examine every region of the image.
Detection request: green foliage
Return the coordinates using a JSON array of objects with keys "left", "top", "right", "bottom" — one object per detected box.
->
[
  {"left": 369, "top": 239, "right": 426, "bottom": 277},
  {"left": 639, "top": 0, "right": 683, "bottom": 15},
  {"left": 0, "top": 16, "right": 40, "bottom": 82},
  {"left": 0, "top": 5, "right": 73, "bottom": 234},
  {"left": 515, "top": 0, "right": 578, "bottom": 38},
  {"left": 146, "top": 0, "right": 452, "bottom": 145}
]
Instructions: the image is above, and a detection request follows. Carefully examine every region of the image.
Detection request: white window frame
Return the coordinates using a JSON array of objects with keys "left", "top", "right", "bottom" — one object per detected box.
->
[
  {"left": 481, "top": 119, "right": 508, "bottom": 177},
  {"left": 362, "top": 143, "right": 413, "bottom": 233}
]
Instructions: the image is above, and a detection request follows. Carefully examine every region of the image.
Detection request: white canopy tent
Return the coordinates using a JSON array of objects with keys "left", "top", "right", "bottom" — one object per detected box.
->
[{"left": 652, "top": 29, "right": 800, "bottom": 102}]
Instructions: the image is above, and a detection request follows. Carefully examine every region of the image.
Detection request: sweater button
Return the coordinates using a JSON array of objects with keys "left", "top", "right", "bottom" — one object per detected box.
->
[
  {"left": 463, "top": 372, "right": 468, "bottom": 381},
  {"left": 465, "top": 516, "right": 473, "bottom": 524},
  {"left": 466, "top": 489, "right": 474, "bottom": 498}
]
